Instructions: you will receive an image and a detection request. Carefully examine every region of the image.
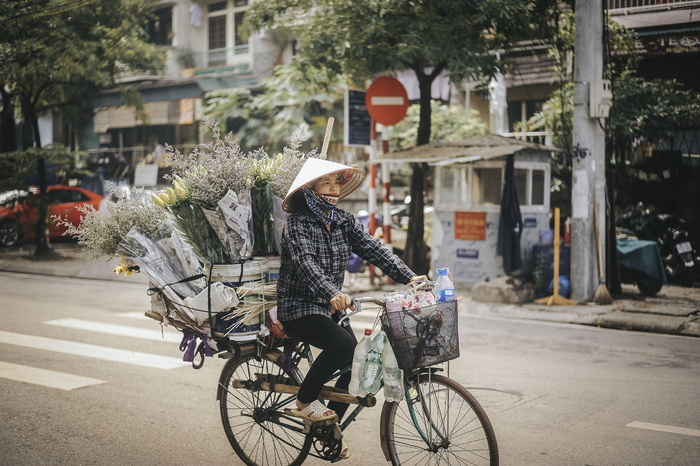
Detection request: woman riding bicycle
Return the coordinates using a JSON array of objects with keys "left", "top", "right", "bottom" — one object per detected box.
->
[{"left": 276, "top": 158, "right": 423, "bottom": 459}]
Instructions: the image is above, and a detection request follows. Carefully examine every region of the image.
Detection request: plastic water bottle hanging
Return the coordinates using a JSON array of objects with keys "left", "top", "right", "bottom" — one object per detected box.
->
[
  {"left": 382, "top": 340, "right": 404, "bottom": 402},
  {"left": 434, "top": 267, "right": 455, "bottom": 302},
  {"left": 360, "top": 331, "right": 386, "bottom": 394},
  {"left": 348, "top": 328, "right": 372, "bottom": 396}
]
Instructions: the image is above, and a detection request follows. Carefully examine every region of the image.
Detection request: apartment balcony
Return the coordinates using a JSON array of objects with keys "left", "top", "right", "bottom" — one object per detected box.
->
[
  {"left": 172, "top": 46, "right": 278, "bottom": 79},
  {"left": 501, "top": 131, "right": 552, "bottom": 147},
  {"left": 608, "top": 0, "right": 699, "bottom": 12}
]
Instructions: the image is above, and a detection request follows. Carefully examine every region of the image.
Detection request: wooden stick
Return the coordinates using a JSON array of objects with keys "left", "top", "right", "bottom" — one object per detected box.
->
[
  {"left": 230, "top": 378, "right": 376, "bottom": 407},
  {"left": 320, "top": 117, "right": 334, "bottom": 157}
]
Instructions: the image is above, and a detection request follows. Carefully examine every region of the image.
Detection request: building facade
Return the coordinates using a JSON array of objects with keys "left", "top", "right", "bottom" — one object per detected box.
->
[
  {"left": 469, "top": 0, "right": 700, "bottom": 252},
  {"left": 80, "top": 0, "right": 292, "bottom": 185}
]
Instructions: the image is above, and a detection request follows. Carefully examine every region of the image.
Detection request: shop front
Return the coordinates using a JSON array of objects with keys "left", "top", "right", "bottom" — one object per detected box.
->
[{"left": 380, "top": 135, "right": 556, "bottom": 285}]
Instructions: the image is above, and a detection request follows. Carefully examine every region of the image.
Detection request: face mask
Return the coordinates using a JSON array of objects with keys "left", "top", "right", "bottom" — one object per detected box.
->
[
  {"left": 319, "top": 193, "right": 339, "bottom": 206},
  {"left": 303, "top": 187, "right": 338, "bottom": 225}
]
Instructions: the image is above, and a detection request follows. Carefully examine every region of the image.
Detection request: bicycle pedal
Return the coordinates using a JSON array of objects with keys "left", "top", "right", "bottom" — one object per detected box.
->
[
  {"left": 284, "top": 409, "right": 338, "bottom": 433},
  {"left": 330, "top": 422, "right": 343, "bottom": 441}
]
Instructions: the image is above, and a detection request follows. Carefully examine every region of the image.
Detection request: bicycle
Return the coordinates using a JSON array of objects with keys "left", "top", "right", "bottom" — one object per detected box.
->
[{"left": 215, "top": 295, "right": 499, "bottom": 465}]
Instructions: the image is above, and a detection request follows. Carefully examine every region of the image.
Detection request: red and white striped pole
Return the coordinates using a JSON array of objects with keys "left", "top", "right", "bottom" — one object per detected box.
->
[
  {"left": 368, "top": 121, "right": 378, "bottom": 285},
  {"left": 381, "top": 136, "right": 394, "bottom": 285}
]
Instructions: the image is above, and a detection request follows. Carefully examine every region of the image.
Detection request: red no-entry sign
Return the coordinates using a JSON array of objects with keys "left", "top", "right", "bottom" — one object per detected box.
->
[{"left": 365, "top": 76, "right": 409, "bottom": 126}]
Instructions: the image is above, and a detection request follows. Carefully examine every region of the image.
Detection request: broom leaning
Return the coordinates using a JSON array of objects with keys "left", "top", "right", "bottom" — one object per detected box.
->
[{"left": 593, "top": 202, "right": 613, "bottom": 304}]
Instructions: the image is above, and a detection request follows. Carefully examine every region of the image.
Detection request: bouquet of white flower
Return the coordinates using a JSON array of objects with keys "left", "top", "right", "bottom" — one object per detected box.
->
[
  {"left": 164, "top": 119, "right": 255, "bottom": 262},
  {"left": 55, "top": 186, "right": 166, "bottom": 258}
]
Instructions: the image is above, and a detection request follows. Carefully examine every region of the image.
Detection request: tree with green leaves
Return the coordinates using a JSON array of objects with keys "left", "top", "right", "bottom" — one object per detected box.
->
[
  {"left": 244, "top": 0, "right": 562, "bottom": 273},
  {"left": 527, "top": 12, "right": 700, "bottom": 201},
  {"left": 0, "top": 0, "right": 164, "bottom": 256},
  {"left": 390, "top": 101, "right": 488, "bottom": 152},
  {"left": 205, "top": 64, "right": 347, "bottom": 153}
]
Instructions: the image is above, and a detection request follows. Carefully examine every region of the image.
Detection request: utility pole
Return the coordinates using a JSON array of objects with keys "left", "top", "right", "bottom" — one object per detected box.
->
[{"left": 571, "top": 0, "right": 609, "bottom": 302}]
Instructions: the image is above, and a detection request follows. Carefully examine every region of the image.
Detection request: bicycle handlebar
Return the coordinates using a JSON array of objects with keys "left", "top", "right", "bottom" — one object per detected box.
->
[
  {"left": 336, "top": 280, "right": 432, "bottom": 326},
  {"left": 337, "top": 297, "right": 385, "bottom": 326}
]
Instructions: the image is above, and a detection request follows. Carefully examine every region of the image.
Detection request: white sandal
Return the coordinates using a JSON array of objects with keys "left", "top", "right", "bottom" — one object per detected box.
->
[
  {"left": 331, "top": 442, "right": 350, "bottom": 463},
  {"left": 339, "top": 442, "right": 350, "bottom": 459},
  {"left": 289, "top": 400, "right": 338, "bottom": 422}
]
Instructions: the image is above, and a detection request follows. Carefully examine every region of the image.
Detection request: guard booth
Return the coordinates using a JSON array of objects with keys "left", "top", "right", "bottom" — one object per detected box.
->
[{"left": 379, "top": 135, "right": 555, "bottom": 285}]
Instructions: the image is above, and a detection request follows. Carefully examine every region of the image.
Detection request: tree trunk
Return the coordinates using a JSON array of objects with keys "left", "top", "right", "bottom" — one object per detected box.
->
[
  {"left": 402, "top": 66, "right": 443, "bottom": 275},
  {"left": 0, "top": 87, "right": 17, "bottom": 153},
  {"left": 404, "top": 162, "right": 430, "bottom": 274},
  {"left": 23, "top": 100, "right": 54, "bottom": 257}
]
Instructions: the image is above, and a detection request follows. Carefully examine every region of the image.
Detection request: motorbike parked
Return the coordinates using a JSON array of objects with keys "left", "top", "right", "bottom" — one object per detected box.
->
[
  {"left": 616, "top": 229, "right": 665, "bottom": 297},
  {"left": 616, "top": 203, "right": 698, "bottom": 287}
]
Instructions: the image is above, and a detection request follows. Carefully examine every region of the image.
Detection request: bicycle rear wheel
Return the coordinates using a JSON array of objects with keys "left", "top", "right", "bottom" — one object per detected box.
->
[
  {"left": 218, "top": 350, "right": 311, "bottom": 466},
  {"left": 380, "top": 372, "right": 499, "bottom": 465}
]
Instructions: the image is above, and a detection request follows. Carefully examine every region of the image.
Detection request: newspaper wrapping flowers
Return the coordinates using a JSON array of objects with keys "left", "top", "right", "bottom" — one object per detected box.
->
[
  {"left": 200, "top": 189, "right": 254, "bottom": 262},
  {"left": 151, "top": 181, "right": 231, "bottom": 265}
]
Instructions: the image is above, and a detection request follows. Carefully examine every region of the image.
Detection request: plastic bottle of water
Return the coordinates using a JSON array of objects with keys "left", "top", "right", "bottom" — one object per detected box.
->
[
  {"left": 348, "top": 329, "right": 372, "bottom": 396},
  {"left": 434, "top": 267, "right": 455, "bottom": 302},
  {"left": 382, "top": 341, "right": 404, "bottom": 402},
  {"left": 360, "top": 331, "right": 386, "bottom": 394}
]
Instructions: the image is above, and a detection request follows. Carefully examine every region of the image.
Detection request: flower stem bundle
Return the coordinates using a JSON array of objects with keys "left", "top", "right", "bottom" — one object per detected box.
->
[{"left": 152, "top": 180, "right": 231, "bottom": 265}]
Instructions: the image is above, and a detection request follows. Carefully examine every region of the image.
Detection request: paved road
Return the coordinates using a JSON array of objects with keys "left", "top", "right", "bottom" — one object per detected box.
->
[{"left": 1, "top": 272, "right": 699, "bottom": 465}]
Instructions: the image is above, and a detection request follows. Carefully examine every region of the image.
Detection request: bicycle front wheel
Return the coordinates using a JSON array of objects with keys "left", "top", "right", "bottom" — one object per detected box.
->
[
  {"left": 380, "top": 373, "right": 499, "bottom": 465},
  {"left": 218, "top": 350, "right": 311, "bottom": 466}
]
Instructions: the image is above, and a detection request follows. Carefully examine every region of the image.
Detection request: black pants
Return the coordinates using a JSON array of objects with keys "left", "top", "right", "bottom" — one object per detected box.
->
[{"left": 282, "top": 314, "right": 357, "bottom": 420}]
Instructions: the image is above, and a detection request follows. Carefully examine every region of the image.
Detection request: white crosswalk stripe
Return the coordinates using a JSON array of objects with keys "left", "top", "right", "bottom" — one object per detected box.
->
[
  {"left": 0, "top": 330, "right": 188, "bottom": 370},
  {"left": 627, "top": 421, "right": 700, "bottom": 437},
  {"left": 347, "top": 313, "right": 382, "bottom": 330},
  {"left": 45, "top": 318, "right": 182, "bottom": 343},
  {"left": 0, "top": 361, "right": 105, "bottom": 390},
  {"left": 0, "top": 310, "right": 386, "bottom": 391},
  {"left": 117, "top": 311, "right": 152, "bottom": 320}
]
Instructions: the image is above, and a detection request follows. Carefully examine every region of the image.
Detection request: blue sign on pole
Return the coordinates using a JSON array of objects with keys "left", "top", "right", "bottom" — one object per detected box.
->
[{"left": 344, "top": 89, "right": 371, "bottom": 147}]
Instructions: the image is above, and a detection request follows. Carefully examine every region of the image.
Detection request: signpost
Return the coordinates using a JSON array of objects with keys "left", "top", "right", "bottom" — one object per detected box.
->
[
  {"left": 363, "top": 77, "right": 409, "bottom": 284},
  {"left": 344, "top": 89, "right": 371, "bottom": 147},
  {"left": 365, "top": 76, "right": 409, "bottom": 125}
]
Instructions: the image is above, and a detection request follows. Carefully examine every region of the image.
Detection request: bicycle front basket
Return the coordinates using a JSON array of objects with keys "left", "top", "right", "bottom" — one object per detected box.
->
[{"left": 380, "top": 301, "right": 459, "bottom": 371}]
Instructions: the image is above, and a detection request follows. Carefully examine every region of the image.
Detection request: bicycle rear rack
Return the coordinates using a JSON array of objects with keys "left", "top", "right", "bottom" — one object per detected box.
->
[{"left": 230, "top": 373, "right": 377, "bottom": 407}]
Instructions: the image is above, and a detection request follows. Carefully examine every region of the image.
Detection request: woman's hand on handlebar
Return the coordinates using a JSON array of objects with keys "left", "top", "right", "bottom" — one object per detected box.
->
[
  {"left": 409, "top": 275, "right": 429, "bottom": 291},
  {"left": 331, "top": 292, "right": 355, "bottom": 311}
]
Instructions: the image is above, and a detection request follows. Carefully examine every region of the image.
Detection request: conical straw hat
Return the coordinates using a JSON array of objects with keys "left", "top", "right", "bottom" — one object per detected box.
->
[{"left": 282, "top": 158, "right": 366, "bottom": 213}]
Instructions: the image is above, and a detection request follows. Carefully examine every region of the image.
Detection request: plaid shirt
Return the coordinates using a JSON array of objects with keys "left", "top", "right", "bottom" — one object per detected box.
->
[{"left": 277, "top": 208, "right": 415, "bottom": 322}]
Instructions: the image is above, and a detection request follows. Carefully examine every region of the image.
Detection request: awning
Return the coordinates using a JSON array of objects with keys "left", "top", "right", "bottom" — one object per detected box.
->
[
  {"left": 97, "top": 101, "right": 179, "bottom": 129},
  {"left": 376, "top": 134, "right": 560, "bottom": 166},
  {"left": 90, "top": 74, "right": 262, "bottom": 109}
]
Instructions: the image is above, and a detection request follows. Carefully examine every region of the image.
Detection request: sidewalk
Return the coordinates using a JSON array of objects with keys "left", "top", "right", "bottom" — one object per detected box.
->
[{"left": 2, "top": 242, "right": 699, "bottom": 338}]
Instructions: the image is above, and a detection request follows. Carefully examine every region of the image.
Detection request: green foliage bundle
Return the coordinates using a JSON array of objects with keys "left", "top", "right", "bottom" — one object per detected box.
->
[{"left": 204, "top": 65, "right": 345, "bottom": 153}]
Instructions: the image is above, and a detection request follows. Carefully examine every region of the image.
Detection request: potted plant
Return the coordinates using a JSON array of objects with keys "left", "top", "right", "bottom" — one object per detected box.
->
[{"left": 177, "top": 48, "right": 198, "bottom": 76}]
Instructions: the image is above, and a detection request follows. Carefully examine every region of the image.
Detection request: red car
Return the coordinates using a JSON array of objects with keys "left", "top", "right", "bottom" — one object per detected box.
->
[{"left": 0, "top": 185, "right": 105, "bottom": 246}]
